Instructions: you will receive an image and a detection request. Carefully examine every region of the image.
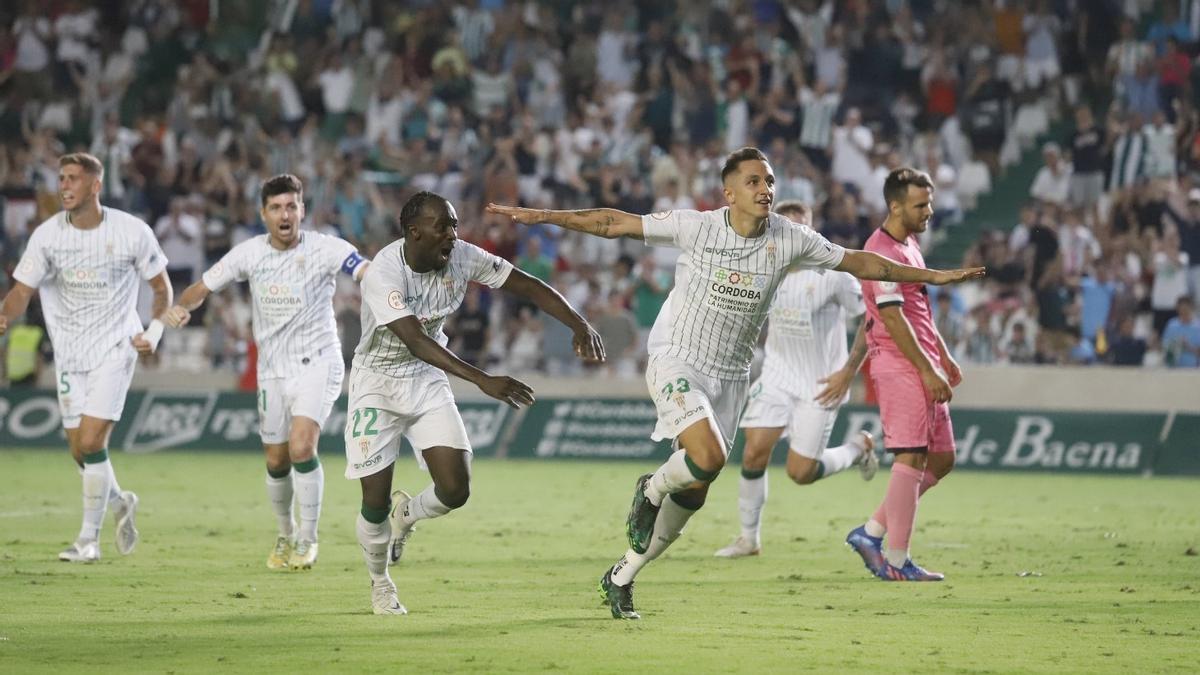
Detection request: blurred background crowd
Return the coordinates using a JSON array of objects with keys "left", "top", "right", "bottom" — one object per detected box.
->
[{"left": 2, "top": 0, "right": 1199, "bottom": 388}]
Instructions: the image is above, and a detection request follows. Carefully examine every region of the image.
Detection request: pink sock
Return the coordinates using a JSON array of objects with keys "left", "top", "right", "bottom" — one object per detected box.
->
[
  {"left": 919, "top": 469, "right": 939, "bottom": 496},
  {"left": 882, "top": 463, "right": 924, "bottom": 553},
  {"left": 868, "top": 461, "right": 940, "bottom": 530}
]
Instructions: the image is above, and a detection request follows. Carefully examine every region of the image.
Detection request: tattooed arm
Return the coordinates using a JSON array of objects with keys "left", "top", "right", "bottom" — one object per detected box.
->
[
  {"left": 835, "top": 250, "right": 985, "bottom": 285},
  {"left": 486, "top": 203, "right": 644, "bottom": 240}
]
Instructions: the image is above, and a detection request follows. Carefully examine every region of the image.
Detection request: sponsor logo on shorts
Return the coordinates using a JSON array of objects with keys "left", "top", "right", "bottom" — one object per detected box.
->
[
  {"left": 672, "top": 405, "right": 706, "bottom": 427},
  {"left": 353, "top": 454, "right": 384, "bottom": 471}
]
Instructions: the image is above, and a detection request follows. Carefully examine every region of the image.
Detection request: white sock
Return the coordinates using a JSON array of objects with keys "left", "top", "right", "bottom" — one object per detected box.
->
[
  {"left": 865, "top": 518, "right": 886, "bottom": 538},
  {"left": 265, "top": 472, "right": 295, "bottom": 538},
  {"left": 610, "top": 496, "right": 698, "bottom": 586},
  {"left": 737, "top": 472, "right": 767, "bottom": 545},
  {"left": 645, "top": 450, "right": 699, "bottom": 507},
  {"left": 79, "top": 459, "right": 113, "bottom": 542},
  {"left": 356, "top": 513, "right": 392, "bottom": 583},
  {"left": 885, "top": 548, "right": 908, "bottom": 568},
  {"left": 294, "top": 464, "right": 324, "bottom": 542},
  {"left": 106, "top": 462, "right": 122, "bottom": 505},
  {"left": 817, "top": 443, "right": 861, "bottom": 479},
  {"left": 397, "top": 483, "right": 453, "bottom": 528}
]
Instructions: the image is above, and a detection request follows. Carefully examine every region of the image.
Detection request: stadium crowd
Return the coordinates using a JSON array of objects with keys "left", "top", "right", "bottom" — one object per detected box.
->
[{"left": 1, "top": 0, "right": 1198, "bottom": 386}]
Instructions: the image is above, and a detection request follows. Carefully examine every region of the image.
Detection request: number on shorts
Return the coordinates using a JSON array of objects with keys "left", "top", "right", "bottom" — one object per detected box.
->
[
  {"left": 258, "top": 389, "right": 267, "bottom": 412},
  {"left": 59, "top": 373, "right": 70, "bottom": 395},
  {"left": 351, "top": 408, "right": 380, "bottom": 438},
  {"left": 661, "top": 377, "right": 690, "bottom": 398}
]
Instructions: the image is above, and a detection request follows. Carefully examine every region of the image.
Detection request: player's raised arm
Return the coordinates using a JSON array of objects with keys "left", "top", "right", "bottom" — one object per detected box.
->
[
  {"left": 835, "top": 250, "right": 985, "bottom": 285},
  {"left": 486, "top": 203, "right": 644, "bottom": 240},
  {"left": 383, "top": 316, "right": 535, "bottom": 409},
  {"left": 499, "top": 267, "right": 605, "bottom": 362},
  {"left": 0, "top": 281, "right": 37, "bottom": 336}
]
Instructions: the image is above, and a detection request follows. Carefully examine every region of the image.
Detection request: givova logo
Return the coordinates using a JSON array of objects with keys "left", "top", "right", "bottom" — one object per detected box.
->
[{"left": 123, "top": 391, "right": 219, "bottom": 453}]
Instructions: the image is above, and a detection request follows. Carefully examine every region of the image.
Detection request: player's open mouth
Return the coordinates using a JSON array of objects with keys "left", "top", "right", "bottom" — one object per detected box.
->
[{"left": 279, "top": 223, "right": 293, "bottom": 234}]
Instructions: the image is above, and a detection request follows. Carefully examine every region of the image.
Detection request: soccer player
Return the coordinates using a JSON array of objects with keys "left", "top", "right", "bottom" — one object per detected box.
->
[
  {"left": 350, "top": 191, "right": 604, "bottom": 615},
  {"left": 0, "top": 153, "right": 171, "bottom": 562},
  {"left": 487, "top": 147, "right": 983, "bottom": 619},
  {"left": 844, "top": 168, "right": 965, "bottom": 582},
  {"left": 713, "top": 200, "right": 877, "bottom": 559},
  {"left": 163, "top": 174, "right": 368, "bottom": 571}
]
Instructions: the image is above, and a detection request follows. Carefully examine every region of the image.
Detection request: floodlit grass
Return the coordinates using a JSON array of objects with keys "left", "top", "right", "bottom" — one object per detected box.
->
[{"left": 1, "top": 449, "right": 1196, "bottom": 673}]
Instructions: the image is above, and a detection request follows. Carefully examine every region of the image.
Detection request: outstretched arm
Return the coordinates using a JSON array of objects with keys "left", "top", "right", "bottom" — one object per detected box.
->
[
  {"left": 162, "top": 279, "right": 212, "bottom": 328},
  {"left": 486, "top": 203, "right": 644, "bottom": 240},
  {"left": 499, "top": 268, "right": 605, "bottom": 362},
  {"left": 836, "top": 250, "right": 985, "bottom": 285},
  {"left": 385, "top": 316, "right": 535, "bottom": 409},
  {"left": 0, "top": 282, "right": 37, "bottom": 336}
]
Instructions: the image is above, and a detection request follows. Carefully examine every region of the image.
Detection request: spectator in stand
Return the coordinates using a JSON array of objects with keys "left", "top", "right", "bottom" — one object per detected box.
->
[
  {"left": 1151, "top": 230, "right": 1191, "bottom": 336},
  {"left": 1156, "top": 37, "right": 1190, "bottom": 121},
  {"left": 1161, "top": 295, "right": 1200, "bottom": 367},
  {"left": 1106, "top": 316, "right": 1147, "bottom": 366},
  {"left": 1107, "top": 110, "right": 1146, "bottom": 195},
  {"left": 1165, "top": 187, "right": 1200, "bottom": 297},
  {"left": 1078, "top": 262, "right": 1118, "bottom": 344},
  {"left": 1142, "top": 110, "right": 1177, "bottom": 181},
  {"left": 1068, "top": 106, "right": 1105, "bottom": 212},
  {"left": 1030, "top": 142, "right": 1072, "bottom": 207}
]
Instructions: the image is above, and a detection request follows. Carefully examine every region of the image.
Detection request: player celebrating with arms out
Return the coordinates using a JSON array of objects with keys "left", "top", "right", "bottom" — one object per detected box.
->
[
  {"left": 351, "top": 192, "right": 604, "bottom": 615},
  {"left": 164, "top": 174, "right": 369, "bottom": 571},
  {"left": 1, "top": 153, "right": 172, "bottom": 562},
  {"left": 845, "top": 168, "right": 965, "bottom": 581},
  {"left": 713, "top": 200, "right": 877, "bottom": 560},
  {"left": 488, "top": 147, "right": 983, "bottom": 619}
]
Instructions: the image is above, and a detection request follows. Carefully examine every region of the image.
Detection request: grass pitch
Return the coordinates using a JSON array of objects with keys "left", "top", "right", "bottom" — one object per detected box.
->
[{"left": 1, "top": 448, "right": 1197, "bottom": 673}]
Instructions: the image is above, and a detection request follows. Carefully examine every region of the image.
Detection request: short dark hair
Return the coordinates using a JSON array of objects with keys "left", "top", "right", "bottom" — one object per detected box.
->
[
  {"left": 721, "top": 147, "right": 769, "bottom": 182},
  {"left": 883, "top": 167, "right": 934, "bottom": 207},
  {"left": 260, "top": 174, "right": 304, "bottom": 207},
  {"left": 398, "top": 191, "right": 447, "bottom": 237},
  {"left": 59, "top": 153, "right": 104, "bottom": 180},
  {"left": 774, "top": 200, "right": 811, "bottom": 224},
  {"left": 1179, "top": 295, "right": 1194, "bottom": 309}
]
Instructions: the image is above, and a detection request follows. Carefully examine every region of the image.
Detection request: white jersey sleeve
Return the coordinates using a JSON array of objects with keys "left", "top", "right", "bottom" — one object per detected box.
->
[
  {"left": 321, "top": 236, "right": 367, "bottom": 278},
  {"left": 641, "top": 209, "right": 703, "bottom": 249},
  {"left": 13, "top": 226, "right": 51, "bottom": 287},
  {"left": 361, "top": 259, "right": 413, "bottom": 326},
  {"left": 786, "top": 221, "right": 846, "bottom": 270},
  {"left": 460, "top": 241, "right": 513, "bottom": 288},
  {"left": 202, "top": 241, "right": 254, "bottom": 292},
  {"left": 835, "top": 273, "right": 865, "bottom": 318},
  {"left": 134, "top": 221, "right": 168, "bottom": 280}
]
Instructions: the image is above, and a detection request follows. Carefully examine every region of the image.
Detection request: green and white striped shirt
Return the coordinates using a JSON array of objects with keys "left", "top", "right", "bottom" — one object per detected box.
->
[{"left": 642, "top": 207, "right": 845, "bottom": 379}]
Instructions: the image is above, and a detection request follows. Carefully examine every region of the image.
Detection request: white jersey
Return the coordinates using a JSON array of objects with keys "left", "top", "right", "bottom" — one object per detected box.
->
[
  {"left": 202, "top": 231, "right": 363, "bottom": 380},
  {"left": 643, "top": 207, "right": 845, "bottom": 379},
  {"left": 354, "top": 239, "right": 513, "bottom": 378},
  {"left": 14, "top": 208, "right": 167, "bottom": 372},
  {"left": 759, "top": 269, "right": 864, "bottom": 403}
]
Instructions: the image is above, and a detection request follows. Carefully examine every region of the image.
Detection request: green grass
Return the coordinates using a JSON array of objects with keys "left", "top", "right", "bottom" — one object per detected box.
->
[{"left": 1, "top": 449, "right": 1197, "bottom": 673}]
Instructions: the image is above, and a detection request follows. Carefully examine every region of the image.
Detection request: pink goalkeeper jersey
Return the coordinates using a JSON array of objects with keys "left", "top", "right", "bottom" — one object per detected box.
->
[{"left": 861, "top": 227, "right": 941, "bottom": 373}]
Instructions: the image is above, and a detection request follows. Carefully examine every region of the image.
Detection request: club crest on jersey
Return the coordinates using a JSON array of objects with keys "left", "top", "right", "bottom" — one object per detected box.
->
[
  {"left": 105, "top": 242, "right": 114, "bottom": 256},
  {"left": 766, "top": 242, "right": 776, "bottom": 264},
  {"left": 295, "top": 254, "right": 306, "bottom": 269}
]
